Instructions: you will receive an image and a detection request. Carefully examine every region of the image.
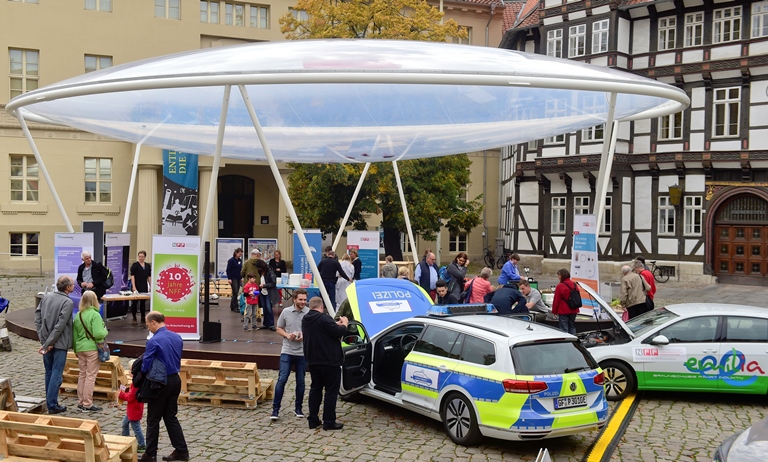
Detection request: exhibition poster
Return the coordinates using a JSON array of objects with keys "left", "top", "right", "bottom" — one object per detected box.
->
[{"left": 151, "top": 235, "right": 200, "bottom": 340}]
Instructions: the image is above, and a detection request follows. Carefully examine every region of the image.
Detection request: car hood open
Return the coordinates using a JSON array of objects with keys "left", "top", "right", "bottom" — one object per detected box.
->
[{"left": 577, "top": 282, "right": 634, "bottom": 340}]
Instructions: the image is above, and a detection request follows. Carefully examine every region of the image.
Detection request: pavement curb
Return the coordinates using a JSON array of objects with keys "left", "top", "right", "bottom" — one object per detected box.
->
[{"left": 581, "top": 392, "right": 642, "bottom": 462}]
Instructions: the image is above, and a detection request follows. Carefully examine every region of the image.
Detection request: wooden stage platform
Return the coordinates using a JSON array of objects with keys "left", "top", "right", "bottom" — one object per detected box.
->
[{"left": 6, "top": 301, "right": 283, "bottom": 369}]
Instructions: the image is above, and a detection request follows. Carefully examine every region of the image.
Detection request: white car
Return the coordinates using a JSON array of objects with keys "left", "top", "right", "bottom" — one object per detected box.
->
[{"left": 578, "top": 284, "right": 768, "bottom": 400}]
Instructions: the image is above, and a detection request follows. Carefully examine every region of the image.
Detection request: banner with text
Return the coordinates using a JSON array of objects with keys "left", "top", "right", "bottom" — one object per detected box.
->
[
  {"left": 54, "top": 233, "right": 93, "bottom": 297},
  {"left": 247, "top": 238, "right": 278, "bottom": 261},
  {"left": 216, "top": 238, "right": 244, "bottom": 279},
  {"left": 292, "top": 231, "right": 322, "bottom": 282},
  {"left": 104, "top": 233, "right": 131, "bottom": 294},
  {"left": 570, "top": 213, "right": 600, "bottom": 314},
  {"left": 161, "top": 150, "right": 198, "bottom": 236},
  {"left": 347, "top": 230, "right": 379, "bottom": 280},
  {"left": 151, "top": 235, "right": 200, "bottom": 340}
]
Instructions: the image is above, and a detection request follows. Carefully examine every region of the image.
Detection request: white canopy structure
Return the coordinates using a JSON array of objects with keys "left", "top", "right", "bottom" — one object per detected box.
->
[{"left": 7, "top": 39, "right": 690, "bottom": 315}]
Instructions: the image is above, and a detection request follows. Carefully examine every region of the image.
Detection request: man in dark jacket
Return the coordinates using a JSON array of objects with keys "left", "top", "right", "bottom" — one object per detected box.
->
[
  {"left": 76, "top": 251, "right": 109, "bottom": 301},
  {"left": 226, "top": 248, "right": 243, "bottom": 312},
  {"left": 302, "top": 296, "right": 349, "bottom": 431},
  {"left": 316, "top": 250, "right": 350, "bottom": 309},
  {"left": 489, "top": 282, "right": 528, "bottom": 315}
]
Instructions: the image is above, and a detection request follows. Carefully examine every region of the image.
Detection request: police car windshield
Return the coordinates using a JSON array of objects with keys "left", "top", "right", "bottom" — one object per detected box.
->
[
  {"left": 511, "top": 341, "right": 597, "bottom": 376},
  {"left": 626, "top": 308, "right": 679, "bottom": 337}
]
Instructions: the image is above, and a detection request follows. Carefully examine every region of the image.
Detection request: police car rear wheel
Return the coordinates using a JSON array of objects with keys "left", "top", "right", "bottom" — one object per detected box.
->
[
  {"left": 441, "top": 393, "right": 481, "bottom": 446},
  {"left": 601, "top": 360, "right": 635, "bottom": 401}
]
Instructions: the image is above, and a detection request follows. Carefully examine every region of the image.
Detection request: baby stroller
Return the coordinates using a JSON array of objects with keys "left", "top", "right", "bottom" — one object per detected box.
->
[
  {"left": 0, "top": 291, "right": 11, "bottom": 351},
  {"left": 0, "top": 291, "right": 8, "bottom": 315}
]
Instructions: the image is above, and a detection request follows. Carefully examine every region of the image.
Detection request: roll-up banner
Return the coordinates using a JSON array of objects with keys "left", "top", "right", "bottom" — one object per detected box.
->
[
  {"left": 570, "top": 214, "right": 601, "bottom": 315},
  {"left": 247, "top": 238, "right": 278, "bottom": 261},
  {"left": 292, "top": 231, "right": 322, "bottom": 281},
  {"left": 161, "top": 150, "right": 199, "bottom": 236},
  {"left": 104, "top": 233, "right": 131, "bottom": 294},
  {"left": 151, "top": 235, "right": 200, "bottom": 340},
  {"left": 216, "top": 238, "right": 244, "bottom": 279},
  {"left": 346, "top": 230, "right": 379, "bottom": 280},
  {"left": 54, "top": 232, "right": 93, "bottom": 297}
]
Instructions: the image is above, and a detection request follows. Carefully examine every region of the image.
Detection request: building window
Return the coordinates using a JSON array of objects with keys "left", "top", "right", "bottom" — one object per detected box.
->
[
  {"left": 658, "top": 17, "right": 676, "bottom": 50},
  {"left": 592, "top": 19, "right": 609, "bottom": 54},
  {"left": 574, "top": 196, "right": 590, "bottom": 215},
  {"left": 10, "top": 155, "right": 38, "bottom": 202},
  {"left": 249, "top": 4, "right": 268, "bottom": 29},
  {"left": 401, "top": 232, "right": 414, "bottom": 254},
  {"left": 601, "top": 196, "right": 612, "bottom": 234},
  {"left": 449, "top": 232, "right": 468, "bottom": 253},
  {"left": 10, "top": 232, "right": 38, "bottom": 256},
  {"left": 84, "top": 55, "right": 112, "bottom": 73},
  {"left": 450, "top": 26, "right": 472, "bottom": 44},
  {"left": 527, "top": 140, "right": 538, "bottom": 151},
  {"left": 225, "top": 2, "right": 244, "bottom": 26},
  {"left": 684, "top": 12, "right": 703, "bottom": 47},
  {"left": 9, "top": 48, "right": 38, "bottom": 99},
  {"left": 200, "top": 0, "right": 219, "bottom": 23},
  {"left": 290, "top": 8, "right": 308, "bottom": 21},
  {"left": 552, "top": 197, "right": 566, "bottom": 234},
  {"left": 713, "top": 6, "right": 741, "bottom": 43},
  {"left": 155, "top": 0, "right": 180, "bottom": 19},
  {"left": 546, "top": 29, "right": 562, "bottom": 58},
  {"left": 84, "top": 158, "right": 112, "bottom": 203},
  {"left": 545, "top": 99, "right": 566, "bottom": 144},
  {"left": 545, "top": 134, "right": 565, "bottom": 144},
  {"left": 658, "top": 196, "right": 675, "bottom": 235},
  {"left": 84, "top": 0, "right": 111, "bottom": 11},
  {"left": 753, "top": 2, "right": 768, "bottom": 38},
  {"left": 713, "top": 87, "right": 740, "bottom": 138},
  {"left": 684, "top": 196, "right": 703, "bottom": 236},
  {"left": 568, "top": 24, "right": 586, "bottom": 58},
  {"left": 9, "top": 0, "right": 38, "bottom": 3},
  {"left": 659, "top": 111, "right": 683, "bottom": 140},
  {"left": 582, "top": 125, "right": 604, "bottom": 142}
]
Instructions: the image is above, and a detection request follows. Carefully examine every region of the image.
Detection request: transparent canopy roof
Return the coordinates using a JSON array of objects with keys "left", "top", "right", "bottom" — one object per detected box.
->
[{"left": 7, "top": 40, "right": 689, "bottom": 163}]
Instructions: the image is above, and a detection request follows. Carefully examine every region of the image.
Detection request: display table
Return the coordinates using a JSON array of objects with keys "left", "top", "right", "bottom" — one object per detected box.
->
[
  {"left": 101, "top": 293, "right": 150, "bottom": 321},
  {"left": 276, "top": 284, "right": 321, "bottom": 301}
]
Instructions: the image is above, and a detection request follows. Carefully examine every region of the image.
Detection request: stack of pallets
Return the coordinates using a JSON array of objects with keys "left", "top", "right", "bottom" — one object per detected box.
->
[
  {"left": 59, "top": 353, "right": 130, "bottom": 402},
  {"left": 178, "top": 359, "right": 274, "bottom": 409}
]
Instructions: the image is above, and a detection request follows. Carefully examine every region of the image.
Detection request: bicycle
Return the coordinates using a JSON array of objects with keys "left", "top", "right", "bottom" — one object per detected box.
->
[
  {"left": 648, "top": 260, "right": 670, "bottom": 283},
  {"left": 483, "top": 246, "right": 495, "bottom": 268},
  {"left": 496, "top": 248, "right": 513, "bottom": 269}
]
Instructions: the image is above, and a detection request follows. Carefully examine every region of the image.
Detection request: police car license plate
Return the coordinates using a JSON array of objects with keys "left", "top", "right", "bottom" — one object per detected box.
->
[{"left": 555, "top": 395, "right": 587, "bottom": 410}]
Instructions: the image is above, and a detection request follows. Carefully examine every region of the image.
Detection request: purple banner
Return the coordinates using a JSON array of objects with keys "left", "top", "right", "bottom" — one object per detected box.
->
[{"left": 105, "top": 245, "right": 130, "bottom": 294}]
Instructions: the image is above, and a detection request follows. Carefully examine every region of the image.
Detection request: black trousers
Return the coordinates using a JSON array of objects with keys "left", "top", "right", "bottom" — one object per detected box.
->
[
  {"left": 145, "top": 373, "right": 187, "bottom": 457},
  {"left": 131, "top": 299, "right": 147, "bottom": 322},
  {"left": 307, "top": 365, "right": 341, "bottom": 426},
  {"left": 627, "top": 302, "right": 649, "bottom": 320},
  {"left": 229, "top": 279, "right": 241, "bottom": 312}
]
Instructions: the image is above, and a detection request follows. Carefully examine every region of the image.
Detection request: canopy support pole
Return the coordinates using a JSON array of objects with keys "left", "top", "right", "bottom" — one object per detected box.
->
[
  {"left": 238, "top": 85, "right": 336, "bottom": 316},
  {"left": 18, "top": 113, "right": 73, "bottom": 233},
  {"left": 331, "top": 162, "right": 371, "bottom": 252},
  {"left": 200, "top": 85, "right": 231, "bottom": 266},
  {"left": 393, "top": 161, "right": 419, "bottom": 263},
  {"left": 122, "top": 119, "right": 168, "bottom": 233},
  {"left": 593, "top": 92, "right": 619, "bottom": 239}
]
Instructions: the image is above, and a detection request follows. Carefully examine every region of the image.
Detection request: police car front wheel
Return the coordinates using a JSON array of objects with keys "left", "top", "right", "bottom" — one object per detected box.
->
[{"left": 441, "top": 392, "right": 482, "bottom": 446}]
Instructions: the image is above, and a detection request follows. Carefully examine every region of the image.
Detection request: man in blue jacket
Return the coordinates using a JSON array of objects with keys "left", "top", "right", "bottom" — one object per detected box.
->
[
  {"left": 498, "top": 253, "right": 522, "bottom": 286},
  {"left": 226, "top": 247, "right": 243, "bottom": 313},
  {"left": 488, "top": 282, "right": 528, "bottom": 315}
]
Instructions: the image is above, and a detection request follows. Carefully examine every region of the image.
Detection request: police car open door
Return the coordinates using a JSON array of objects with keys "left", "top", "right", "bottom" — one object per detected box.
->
[{"left": 341, "top": 321, "right": 372, "bottom": 394}]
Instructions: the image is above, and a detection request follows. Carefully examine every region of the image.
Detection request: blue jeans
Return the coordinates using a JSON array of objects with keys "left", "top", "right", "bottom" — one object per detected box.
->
[
  {"left": 43, "top": 348, "right": 68, "bottom": 410},
  {"left": 259, "top": 293, "right": 274, "bottom": 328},
  {"left": 273, "top": 353, "right": 306, "bottom": 413},
  {"left": 558, "top": 313, "right": 577, "bottom": 336},
  {"left": 122, "top": 415, "right": 146, "bottom": 447}
]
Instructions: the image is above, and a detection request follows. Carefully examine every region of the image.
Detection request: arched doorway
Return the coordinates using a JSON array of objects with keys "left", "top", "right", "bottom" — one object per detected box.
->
[
  {"left": 713, "top": 194, "right": 768, "bottom": 285},
  {"left": 218, "top": 175, "right": 254, "bottom": 239}
]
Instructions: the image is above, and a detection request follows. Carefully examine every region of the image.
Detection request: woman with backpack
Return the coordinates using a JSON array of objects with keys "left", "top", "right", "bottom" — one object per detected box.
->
[
  {"left": 552, "top": 268, "right": 580, "bottom": 335},
  {"left": 446, "top": 252, "right": 469, "bottom": 300}
]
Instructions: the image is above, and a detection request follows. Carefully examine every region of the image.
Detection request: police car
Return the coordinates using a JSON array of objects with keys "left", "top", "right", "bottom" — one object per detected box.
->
[
  {"left": 577, "top": 283, "right": 768, "bottom": 401},
  {"left": 340, "top": 279, "right": 609, "bottom": 446}
]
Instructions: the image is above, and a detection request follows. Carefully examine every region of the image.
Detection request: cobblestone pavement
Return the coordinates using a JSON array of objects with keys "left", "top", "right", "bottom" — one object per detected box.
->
[{"left": 2, "top": 275, "right": 768, "bottom": 460}]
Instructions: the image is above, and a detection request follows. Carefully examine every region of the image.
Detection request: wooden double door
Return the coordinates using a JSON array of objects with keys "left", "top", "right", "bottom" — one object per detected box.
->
[{"left": 715, "top": 225, "right": 768, "bottom": 285}]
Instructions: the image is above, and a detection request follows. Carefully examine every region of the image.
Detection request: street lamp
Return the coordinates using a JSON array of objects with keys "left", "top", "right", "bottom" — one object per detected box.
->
[{"left": 668, "top": 184, "right": 683, "bottom": 206}]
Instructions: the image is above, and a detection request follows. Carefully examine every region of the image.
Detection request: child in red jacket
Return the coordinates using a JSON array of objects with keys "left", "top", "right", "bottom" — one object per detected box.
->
[{"left": 119, "top": 383, "right": 146, "bottom": 452}]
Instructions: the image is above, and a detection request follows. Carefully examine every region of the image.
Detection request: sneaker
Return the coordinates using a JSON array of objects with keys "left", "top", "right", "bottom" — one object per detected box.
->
[
  {"left": 243, "top": 325, "right": 250, "bottom": 331},
  {"left": 77, "top": 404, "right": 85, "bottom": 410},
  {"left": 137, "top": 445, "right": 146, "bottom": 453},
  {"left": 48, "top": 405, "right": 67, "bottom": 414},
  {"left": 295, "top": 410, "right": 305, "bottom": 418},
  {"left": 270, "top": 409, "right": 279, "bottom": 420},
  {"left": 80, "top": 405, "right": 103, "bottom": 412}
]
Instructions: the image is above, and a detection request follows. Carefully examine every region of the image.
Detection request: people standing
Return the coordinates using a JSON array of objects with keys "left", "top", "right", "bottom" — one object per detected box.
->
[
  {"left": 34, "top": 275, "right": 75, "bottom": 414},
  {"left": 489, "top": 282, "right": 528, "bottom": 314},
  {"left": 519, "top": 280, "right": 549, "bottom": 313},
  {"left": 498, "top": 253, "right": 522, "bottom": 286},
  {"left": 241, "top": 249, "right": 261, "bottom": 281},
  {"left": 77, "top": 251, "right": 109, "bottom": 302},
  {"left": 447, "top": 252, "right": 469, "bottom": 299},
  {"left": 621, "top": 265, "right": 650, "bottom": 319},
  {"left": 256, "top": 260, "right": 279, "bottom": 331},
  {"left": 336, "top": 253, "right": 355, "bottom": 309},
  {"left": 130, "top": 250, "right": 152, "bottom": 326},
  {"left": 271, "top": 289, "right": 309, "bottom": 420},
  {"left": 119, "top": 382, "right": 146, "bottom": 453},
  {"left": 268, "top": 250, "right": 287, "bottom": 306},
  {"left": 226, "top": 248, "right": 243, "bottom": 313},
  {"left": 349, "top": 249, "right": 362, "bottom": 281},
  {"left": 435, "top": 280, "right": 459, "bottom": 305},
  {"left": 317, "top": 250, "right": 350, "bottom": 310},
  {"left": 139, "top": 311, "right": 189, "bottom": 462},
  {"left": 466, "top": 267, "right": 493, "bottom": 304},
  {"left": 381, "top": 255, "right": 398, "bottom": 278},
  {"left": 398, "top": 266, "right": 413, "bottom": 281},
  {"left": 635, "top": 259, "right": 656, "bottom": 311},
  {"left": 552, "top": 269, "right": 580, "bottom": 335},
  {"left": 242, "top": 274, "right": 260, "bottom": 332},
  {"left": 415, "top": 251, "right": 438, "bottom": 301},
  {"left": 73, "top": 290, "right": 108, "bottom": 412},
  {"left": 302, "top": 297, "right": 349, "bottom": 431}
]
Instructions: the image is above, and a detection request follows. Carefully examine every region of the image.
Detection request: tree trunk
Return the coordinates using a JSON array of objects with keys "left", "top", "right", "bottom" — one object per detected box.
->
[{"left": 383, "top": 227, "right": 403, "bottom": 261}]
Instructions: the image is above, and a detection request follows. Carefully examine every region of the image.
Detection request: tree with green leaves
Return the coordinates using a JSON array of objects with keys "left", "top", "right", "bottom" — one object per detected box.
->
[{"left": 280, "top": 0, "right": 480, "bottom": 260}]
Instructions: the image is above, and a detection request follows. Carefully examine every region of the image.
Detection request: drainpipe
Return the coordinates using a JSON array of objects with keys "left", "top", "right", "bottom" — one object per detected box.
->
[
  {"left": 483, "top": 3, "right": 497, "bottom": 251},
  {"left": 485, "top": 2, "right": 497, "bottom": 48}
]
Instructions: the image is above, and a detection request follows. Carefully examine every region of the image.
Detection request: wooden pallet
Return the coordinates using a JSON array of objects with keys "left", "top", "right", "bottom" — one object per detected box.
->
[
  {"left": 0, "top": 378, "right": 16, "bottom": 412},
  {"left": 0, "top": 411, "right": 137, "bottom": 462},
  {"left": 59, "top": 354, "right": 129, "bottom": 402},
  {"left": 178, "top": 359, "right": 274, "bottom": 409}
]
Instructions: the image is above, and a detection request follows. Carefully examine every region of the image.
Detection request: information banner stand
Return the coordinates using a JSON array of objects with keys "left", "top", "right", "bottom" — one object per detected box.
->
[{"left": 151, "top": 235, "right": 200, "bottom": 340}]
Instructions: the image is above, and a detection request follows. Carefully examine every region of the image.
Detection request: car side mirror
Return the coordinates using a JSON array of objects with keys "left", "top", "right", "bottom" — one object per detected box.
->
[{"left": 650, "top": 335, "right": 670, "bottom": 346}]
